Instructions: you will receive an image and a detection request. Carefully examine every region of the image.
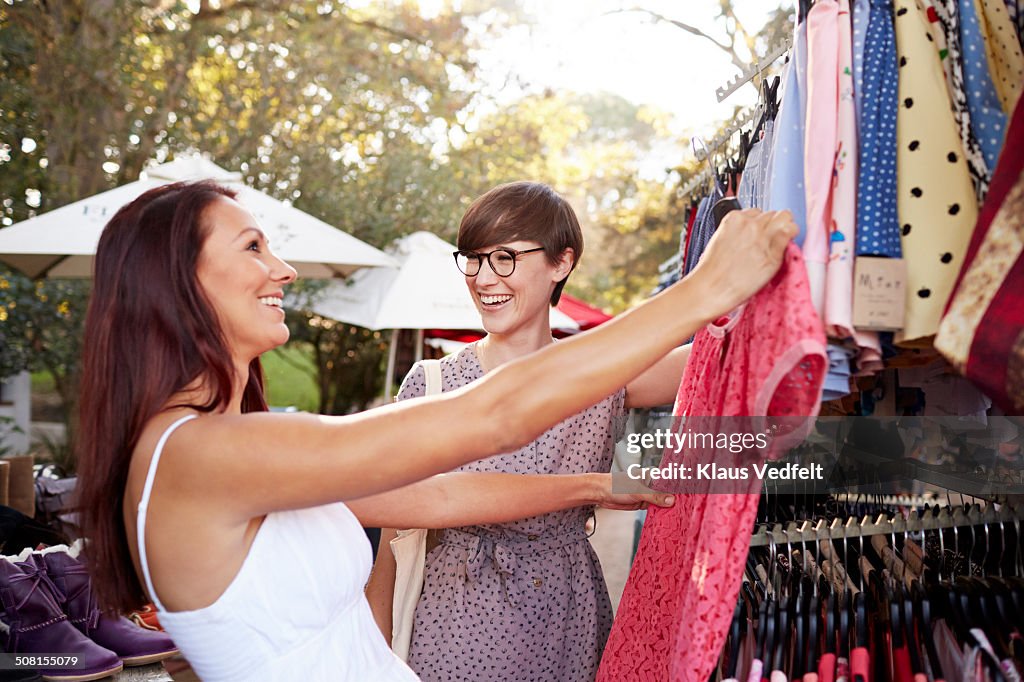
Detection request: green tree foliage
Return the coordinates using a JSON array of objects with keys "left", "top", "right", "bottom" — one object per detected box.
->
[
  {"left": 0, "top": 268, "right": 89, "bottom": 442},
  {"left": 1, "top": 0, "right": 482, "bottom": 211},
  {"left": 284, "top": 311, "right": 391, "bottom": 414},
  {"left": 0, "top": 0, "right": 493, "bottom": 432}
]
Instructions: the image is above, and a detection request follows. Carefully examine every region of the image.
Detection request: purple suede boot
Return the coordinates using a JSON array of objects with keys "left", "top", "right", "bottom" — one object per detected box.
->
[
  {"left": 32, "top": 548, "right": 179, "bottom": 667},
  {"left": 0, "top": 555, "right": 123, "bottom": 682}
]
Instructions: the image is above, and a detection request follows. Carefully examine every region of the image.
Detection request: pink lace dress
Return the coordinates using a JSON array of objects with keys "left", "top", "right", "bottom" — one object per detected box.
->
[{"left": 597, "top": 244, "right": 827, "bottom": 682}]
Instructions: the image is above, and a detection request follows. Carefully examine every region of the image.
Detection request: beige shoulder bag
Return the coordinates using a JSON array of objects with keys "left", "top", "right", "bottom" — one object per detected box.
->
[{"left": 389, "top": 358, "right": 441, "bottom": 661}]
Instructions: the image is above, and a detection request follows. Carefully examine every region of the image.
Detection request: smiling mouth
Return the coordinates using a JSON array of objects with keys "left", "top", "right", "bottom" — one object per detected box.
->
[
  {"left": 258, "top": 296, "right": 283, "bottom": 308},
  {"left": 479, "top": 294, "right": 512, "bottom": 308}
]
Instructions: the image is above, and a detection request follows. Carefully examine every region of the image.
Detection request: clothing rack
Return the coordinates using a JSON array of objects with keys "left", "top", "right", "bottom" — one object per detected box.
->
[
  {"left": 678, "top": 167, "right": 715, "bottom": 198},
  {"left": 678, "top": 104, "right": 762, "bottom": 198},
  {"left": 831, "top": 492, "right": 943, "bottom": 507},
  {"left": 695, "top": 105, "right": 761, "bottom": 161},
  {"left": 715, "top": 37, "right": 792, "bottom": 103},
  {"left": 749, "top": 502, "right": 1023, "bottom": 547},
  {"left": 657, "top": 251, "right": 682, "bottom": 275}
]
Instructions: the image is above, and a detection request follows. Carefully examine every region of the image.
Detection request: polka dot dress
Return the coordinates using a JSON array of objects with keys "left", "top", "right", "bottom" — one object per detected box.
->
[
  {"left": 1009, "top": 0, "right": 1024, "bottom": 50},
  {"left": 396, "top": 344, "right": 626, "bottom": 682},
  {"left": 895, "top": 0, "right": 980, "bottom": 345},
  {"left": 960, "top": 0, "right": 1011, "bottom": 169},
  {"left": 931, "top": 0, "right": 993, "bottom": 200},
  {"left": 857, "top": 0, "right": 903, "bottom": 258},
  {"left": 976, "top": 0, "right": 1024, "bottom": 113}
]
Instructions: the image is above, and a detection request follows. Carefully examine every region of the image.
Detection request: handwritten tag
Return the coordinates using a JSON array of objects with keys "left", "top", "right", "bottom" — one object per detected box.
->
[{"left": 853, "top": 257, "right": 906, "bottom": 331}]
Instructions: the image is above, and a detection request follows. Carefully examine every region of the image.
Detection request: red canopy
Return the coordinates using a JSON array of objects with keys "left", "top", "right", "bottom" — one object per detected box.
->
[
  {"left": 427, "top": 293, "right": 612, "bottom": 342},
  {"left": 556, "top": 293, "right": 612, "bottom": 331}
]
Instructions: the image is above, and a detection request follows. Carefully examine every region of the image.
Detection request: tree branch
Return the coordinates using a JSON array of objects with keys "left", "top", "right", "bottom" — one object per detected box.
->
[
  {"left": 139, "top": 0, "right": 289, "bottom": 35},
  {"left": 333, "top": 8, "right": 474, "bottom": 72},
  {"left": 604, "top": 8, "right": 739, "bottom": 62}
]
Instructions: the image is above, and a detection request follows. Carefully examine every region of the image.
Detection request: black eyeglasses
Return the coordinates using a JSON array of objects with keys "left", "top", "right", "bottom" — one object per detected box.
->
[{"left": 453, "top": 247, "right": 545, "bottom": 277}]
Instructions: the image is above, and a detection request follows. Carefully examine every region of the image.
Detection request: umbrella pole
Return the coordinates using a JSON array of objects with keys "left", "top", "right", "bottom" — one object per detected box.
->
[
  {"left": 384, "top": 329, "right": 399, "bottom": 401},
  {"left": 414, "top": 329, "right": 424, "bottom": 363}
]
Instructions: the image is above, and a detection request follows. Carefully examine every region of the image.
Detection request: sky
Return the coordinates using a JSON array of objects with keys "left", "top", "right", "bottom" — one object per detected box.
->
[{"left": 466, "top": 0, "right": 785, "bottom": 139}]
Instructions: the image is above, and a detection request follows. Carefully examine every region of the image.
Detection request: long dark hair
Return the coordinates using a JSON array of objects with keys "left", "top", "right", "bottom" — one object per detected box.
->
[{"left": 76, "top": 180, "right": 269, "bottom": 613}]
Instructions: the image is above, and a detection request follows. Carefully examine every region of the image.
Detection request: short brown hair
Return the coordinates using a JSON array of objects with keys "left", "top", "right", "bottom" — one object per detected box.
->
[{"left": 458, "top": 182, "right": 583, "bottom": 305}]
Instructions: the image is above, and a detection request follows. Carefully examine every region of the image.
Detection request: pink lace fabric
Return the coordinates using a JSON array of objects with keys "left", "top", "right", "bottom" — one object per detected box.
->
[{"left": 597, "top": 244, "right": 827, "bottom": 682}]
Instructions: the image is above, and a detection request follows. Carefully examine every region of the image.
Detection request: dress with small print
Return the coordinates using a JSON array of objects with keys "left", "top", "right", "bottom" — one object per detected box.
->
[
  {"left": 930, "top": 0, "right": 993, "bottom": 199},
  {"left": 767, "top": 21, "right": 809, "bottom": 247},
  {"left": 894, "top": 0, "right": 979, "bottom": 345},
  {"left": 975, "top": 0, "right": 1023, "bottom": 115},
  {"left": 960, "top": 0, "right": 1011, "bottom": 170},
  {"left": 858, "top": 0, "right": 903, "bottom": 259},
  {"left": 397, "top": 343, "right": 625, "bottom": 682}
]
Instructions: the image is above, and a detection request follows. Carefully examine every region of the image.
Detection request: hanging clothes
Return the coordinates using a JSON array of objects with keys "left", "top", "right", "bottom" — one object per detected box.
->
[
  {"left": 804, "top": 0, "right": 840, "bottom": 318},
  {"left": 960, "top": 0, "right": 1010, "bottom": 171},
  {"left": 975, "top": 0, "right": 1024, "bottom": 113},
  {"left": 935, "top": 95, "right": 1024, "bottom": 412},
  {"left": 853, "top": 0, "right": 872, "bottom": 128},
  {"left": 683, "top": 200, "right": 697, "bottom": 262},
  {"left": 857, "top": 0, "right": 903, "bottom": 259},
  {"left": 722, "top": 503, "right": 1024, "bottom": 682},
  {"left": 737, "top": 119, "right": 775, "bottom": 211},
  {"left": 1011, "top": 0, "right": 1024, "bottom": 47},
  {"left": 684, "top": 191, "right": 720, "bottom": 277},
  {"left": 822, "top": 344, "right": 856, "bottom": 400},
  {"left": 827, "top": 0, "right": 859, "bottom": 338},
  {"left": 596, "top": 244, "right": 827, "bottom": 682},
  {"left": 894, "top": 0, "right": 980, "bottom": 346},
  {"left": 767, "top": 22, "right": 810, "bottom": 247},
  {"left": 825, "top": 0, "right": 881, "bottom": 391},
  {"left": 931, "top": 0, "right": 993, "bottom": 199},
  {"left": 848, "top": 0, "right": 887, "bottom": 374}
]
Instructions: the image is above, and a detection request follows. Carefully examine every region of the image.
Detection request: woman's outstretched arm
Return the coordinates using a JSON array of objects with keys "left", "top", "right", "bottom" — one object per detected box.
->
[
  {"left": 348, "top": 472, "right": 672, "bottom": 529},
  {"left": 156, "top": 209, "right": 797, "bottom": 522}
]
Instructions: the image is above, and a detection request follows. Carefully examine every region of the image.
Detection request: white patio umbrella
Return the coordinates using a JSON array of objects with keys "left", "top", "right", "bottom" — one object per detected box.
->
[
  {"left": 0, "top": 154, "right": 396, "bottom": 279},
  {"left": 304, "top": 231, "right": 579, "bottom": 398}
]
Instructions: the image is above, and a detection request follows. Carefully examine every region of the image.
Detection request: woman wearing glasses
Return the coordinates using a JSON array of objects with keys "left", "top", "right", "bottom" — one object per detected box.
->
[
  {"left": 368, "top": 182, "right": 710, "bottom": 681},
  {"left": 74, "top": 180, "right": 794, "bottom": 682}
]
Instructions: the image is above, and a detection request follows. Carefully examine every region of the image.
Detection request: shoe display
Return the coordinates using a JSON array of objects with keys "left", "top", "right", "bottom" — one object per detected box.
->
[
  {"left": 0, "top": 555, "right": 123, "bottom": 682},
  {"left": 126, "top": 604, "right": 162, "bottom": 632},
  {"left": 33, "top": 546, "right": 179, "bottom": 667}
]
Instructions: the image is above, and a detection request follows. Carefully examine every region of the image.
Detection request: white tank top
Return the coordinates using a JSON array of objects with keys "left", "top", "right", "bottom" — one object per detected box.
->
[{"left": 136, "top": 414, "right": 418, "bottom": 681}]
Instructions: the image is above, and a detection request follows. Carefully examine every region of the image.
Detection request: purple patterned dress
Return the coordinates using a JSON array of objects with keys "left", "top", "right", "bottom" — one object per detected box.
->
[{"left": 396, "top": 343, "right": 626, "bottom": 682}]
